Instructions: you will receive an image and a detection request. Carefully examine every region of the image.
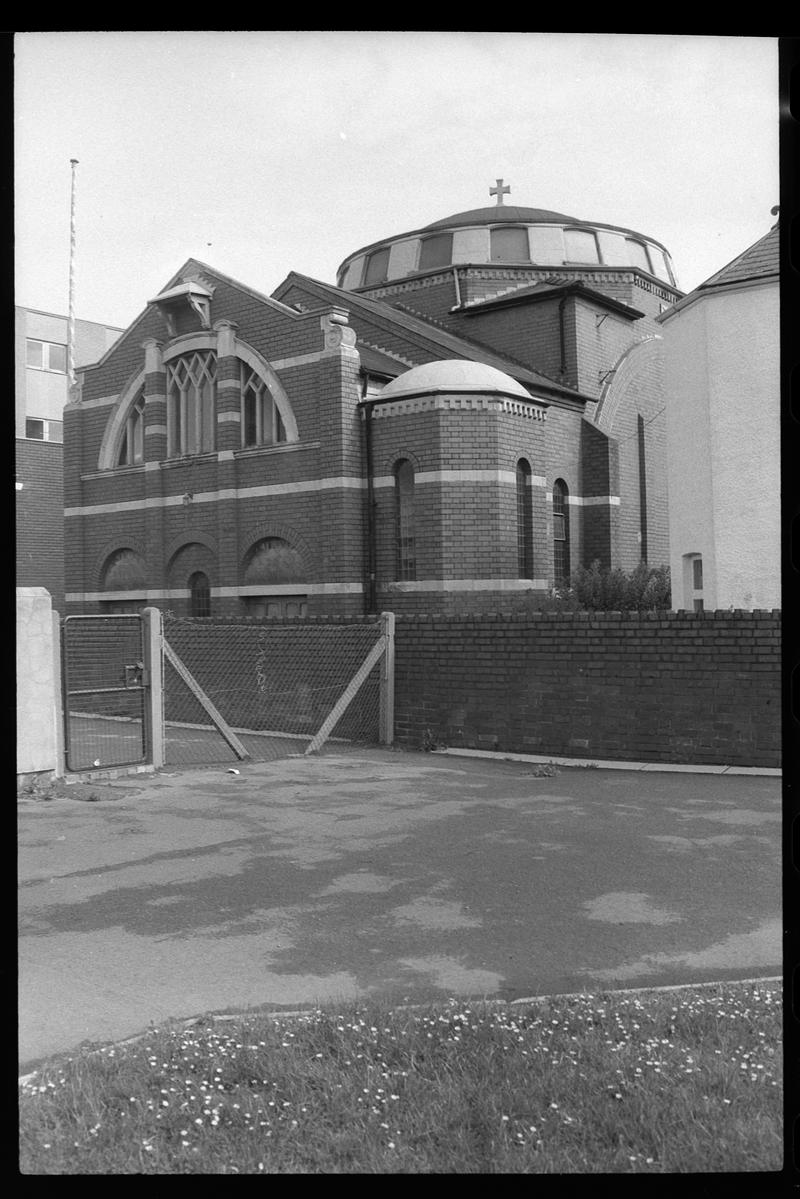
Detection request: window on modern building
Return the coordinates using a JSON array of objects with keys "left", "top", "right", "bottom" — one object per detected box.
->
[
  {"left": 418, "top": 232, "right": 453, "bottom": 271},
  {"left": 117, "top": 393, "right": 145, "bottom": 465},
  {"left": 25, "top": 417, "right": 63, "bottom": 442},
  {"left": 189, "top": 571, "right": 211, "bottom": 617},
  {"left": 692, "top": 557, "right": 703, "bottom": 592},
  {"left": 363, "top": 247, "right": 390, "bottom": 286},
  {"left": 394, "top": 459, "right": 416, "bottom": 581},
  {"left": 490, "top": 226, "right": 529, "bottom": 262},
  {"left": 241, "top": 365, "right": 286, "bottom": 448},
  {"left": 564, "top": 229, "right": 600, "bottom": 263},
  {"left": 552, "top": 478, "right": 570, "bottom": 584},
  {"left": 682, "top": 552, "right": 705, "bottom": 610},
  {"left": 516, "top": 458, "right": 534, "bottom": 579},
  {"left": 26, "top": 338, "right": 67, "bottom": 373},
  {"left": 166, "top": 350, "right": 217, "bottom": 456},
  {"left": 625, "top": 239, "right": 654, "bottom": 274}
]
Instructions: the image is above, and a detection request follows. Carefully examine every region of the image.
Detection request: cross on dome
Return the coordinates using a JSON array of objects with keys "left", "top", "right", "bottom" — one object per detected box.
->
[{"left": 490, "top": 178, "right": 510, "bottom": 206}]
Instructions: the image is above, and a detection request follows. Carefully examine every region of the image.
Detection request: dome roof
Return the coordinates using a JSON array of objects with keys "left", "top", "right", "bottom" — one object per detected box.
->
[
  {"left": 380, "top": 359, "right": 532, "bottom": 400},
  {"left": 424, "top": 204, "right": 578, "bottom": 230}
]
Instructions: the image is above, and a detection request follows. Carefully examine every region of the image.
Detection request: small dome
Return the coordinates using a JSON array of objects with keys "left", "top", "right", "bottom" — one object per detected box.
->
[
  {"left": 424, "top": 204, "right": 578, "bottom": 230},
  {"left": 380, "top": 359, "right": 532, "bottom": 401}
]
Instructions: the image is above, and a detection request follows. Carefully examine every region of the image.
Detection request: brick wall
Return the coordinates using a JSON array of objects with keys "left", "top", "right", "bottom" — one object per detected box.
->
[
  {"left": 393, "top": 610, "right": 781, "bottom": 767},
  {"left": 15, "top": 439, "right": 65, "bottom": 611}
]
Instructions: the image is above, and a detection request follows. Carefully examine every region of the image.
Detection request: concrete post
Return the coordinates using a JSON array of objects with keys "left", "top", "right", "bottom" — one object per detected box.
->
[
  {"left": 142, "top": 606, "right": 165, "bottom": 768},
  {"left": 379, "top": 610, "right": 395, "bottom": 746},
  {"left": 52, "top": 610, "right": 65, "bottom": 778}
]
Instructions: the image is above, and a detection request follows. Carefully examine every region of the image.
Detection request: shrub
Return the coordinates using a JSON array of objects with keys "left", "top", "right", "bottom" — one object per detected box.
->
[{"left": 546, "top": 561, "right": 671, "bottom": 612}]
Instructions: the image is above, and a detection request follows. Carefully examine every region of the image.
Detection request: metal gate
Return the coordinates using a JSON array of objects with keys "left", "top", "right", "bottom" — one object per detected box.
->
[{"left": 62, "top": 614, "right": 151, "bottom": 772}]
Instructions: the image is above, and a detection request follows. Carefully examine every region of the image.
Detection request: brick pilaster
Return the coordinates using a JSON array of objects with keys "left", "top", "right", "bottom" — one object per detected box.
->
[
  {"left": 215, "top": 319, "right": 241, "bottom": 453},
  {"left": 142, "top": 338, "right": 167, "bottom": 463}
]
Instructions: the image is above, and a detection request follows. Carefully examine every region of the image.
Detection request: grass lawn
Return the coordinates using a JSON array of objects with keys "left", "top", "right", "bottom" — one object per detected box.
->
[{"left": 19, "top": 979, "right": 782, "bottom": 1175}]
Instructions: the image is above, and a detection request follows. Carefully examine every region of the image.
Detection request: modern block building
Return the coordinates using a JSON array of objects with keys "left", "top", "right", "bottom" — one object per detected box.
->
[
  {"left": 16, "top": 306, "right": 123, "bottom": 610},
  {"left": 63, "top": 185, "right": 682, "bottom": 617},
  {"left": 657, "top": 219, "right": 780, "bottom": 611}
]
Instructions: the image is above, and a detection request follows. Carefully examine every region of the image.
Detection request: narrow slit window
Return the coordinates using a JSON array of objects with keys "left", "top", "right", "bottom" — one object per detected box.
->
[
  {"left": 394, "top": 459, "right": 416, "bottom": 581},
  {"left": 552, "top": 479, "right": 570, "bottom": 584},
  {"left": 516, "top": 458, "right": 533, "bottom": 579}
]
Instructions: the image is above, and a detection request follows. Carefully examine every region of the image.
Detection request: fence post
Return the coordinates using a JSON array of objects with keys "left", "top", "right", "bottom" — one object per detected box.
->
[
  {"left": 52, "top": 610, "right": 65, "bottom": 778},
  {"left": 379, "top": 611, "right": 395, "bottom": 746},
  {"left": 142, "top": 606, "right": 165, "bottom": 768}
]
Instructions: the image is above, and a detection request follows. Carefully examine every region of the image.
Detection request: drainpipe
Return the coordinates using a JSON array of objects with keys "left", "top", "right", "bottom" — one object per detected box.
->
[
  {"left": 452, "top": 265, "right": 462, "bottom": 309},
  {"left": 362, "top": 399, "right": 378, "bottom": 615}
]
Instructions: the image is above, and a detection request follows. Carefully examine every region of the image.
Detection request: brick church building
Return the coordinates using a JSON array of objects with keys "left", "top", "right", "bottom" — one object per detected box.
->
[{"left": 63, "top": 184, "right": 681, "bottom": 617}]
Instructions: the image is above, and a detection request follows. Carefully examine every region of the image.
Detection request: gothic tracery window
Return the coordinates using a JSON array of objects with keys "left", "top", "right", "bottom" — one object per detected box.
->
[
  {"left": 166, "top": 350, "right": 218, "bottom": 457},
  {"left": 241, "top": 363, "right": 286, "bottom": 448},
  {"left": 117, "top": 392, "right": 145, "bottom": 466}
]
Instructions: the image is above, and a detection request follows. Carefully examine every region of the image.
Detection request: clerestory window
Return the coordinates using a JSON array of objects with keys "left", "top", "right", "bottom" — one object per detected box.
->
[{"left": 166, "top": 350, "right": 217, "bottom": 457}]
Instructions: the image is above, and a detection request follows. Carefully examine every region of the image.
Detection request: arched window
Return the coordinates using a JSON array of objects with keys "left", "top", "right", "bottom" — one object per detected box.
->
[
  {"left": 241, "top": 364, "right": 286, "bottom": 448},
  {"left": 552, "top": 479, "right": 570, "bottom": 584},
  {"left": 490, "top": 227, "right": 529, "bottom": 262},
  {"left": 625, "top": 238, "right": 655, "bottom": 274},
  {"left": 516, "top": 459, "right": 533, "bottom": 579},
  {"left": 364, "top": 247, "right": 390, "bottom": 286},
  {"left": 418, "top": 232, "right": 453, "bottom": 271},
  {"left": 394, "top": 459, "right": 416, "bottom": 581},
  {"left": 189, "top": 571, "right": 211, "bottom": 617},
  {"left": 117, "top": 392, "right": 145, "bottom": 466},
  {"left": 166, "top": 350, "right": 217, "bottom": 457},
  {"left": 564, "top": 228, "right": 600, "bottom": 263}
]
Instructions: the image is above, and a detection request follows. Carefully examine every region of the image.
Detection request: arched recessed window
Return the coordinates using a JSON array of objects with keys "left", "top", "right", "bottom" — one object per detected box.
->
[
  {"left": 394, "top": 459, "right": 416, "bottom": 581},
  {"left": 166, "top": 350, "right": 217, "bottom": 457},
  {"left": 418, "top": 232, "right": 453, "bottom": 271},
  {"left": 564, "top": 228, "right": 600, "bottom": 263},
  {"left": 363, "top": 247, "right": 390, "bottom": 286},
  {"left": 189, "top": 571, "right": 211, "bottom": 617},
  {"left": 516, "top": 459, "right": 533, "bottom": 579},
  {"left": 241, "top": 364, "right": 286, "bottom": 448},
  {"left": 117, "top": 392, "right": 145, "bottom": 466},
  {"left": 490, "top": 226, "right": 529, "bottom": 262},
  {"left": 552, "top": 479, "right": 570, "bottom": 584}
]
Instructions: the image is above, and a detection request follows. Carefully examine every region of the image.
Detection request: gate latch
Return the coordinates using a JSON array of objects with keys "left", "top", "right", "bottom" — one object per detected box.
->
[{"left": 124, "top": 661, "right": 144, "bottom": 688}]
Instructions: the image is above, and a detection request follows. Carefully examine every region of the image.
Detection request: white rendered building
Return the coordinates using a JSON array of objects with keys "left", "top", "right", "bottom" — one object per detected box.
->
[{"left": 657, "top": 222, "right": 780, "bottom": 611}]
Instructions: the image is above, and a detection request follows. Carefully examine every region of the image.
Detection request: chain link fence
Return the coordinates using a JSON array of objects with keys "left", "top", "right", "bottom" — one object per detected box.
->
[
  {"left": 162, "top": 615, "right": 388, "bottom": 768},
  {"left": 62, "top": 615, "right": 148, "bottom": 771}
]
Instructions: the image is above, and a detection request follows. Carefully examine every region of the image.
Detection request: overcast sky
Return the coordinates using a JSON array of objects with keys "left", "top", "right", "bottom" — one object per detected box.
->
[{"left": 15, "top": 31, "right": 779, "bottom": 330}]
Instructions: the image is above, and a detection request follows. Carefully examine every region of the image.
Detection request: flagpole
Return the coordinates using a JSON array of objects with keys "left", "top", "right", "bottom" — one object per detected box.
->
[{"left": 67, "top": 158, "right": 79, "bottom": 388}]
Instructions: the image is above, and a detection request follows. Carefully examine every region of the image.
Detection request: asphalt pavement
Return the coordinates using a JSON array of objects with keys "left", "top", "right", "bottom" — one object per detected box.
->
[{"left": 17, "top": 748, "right": 781, "bottom": 1073}]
